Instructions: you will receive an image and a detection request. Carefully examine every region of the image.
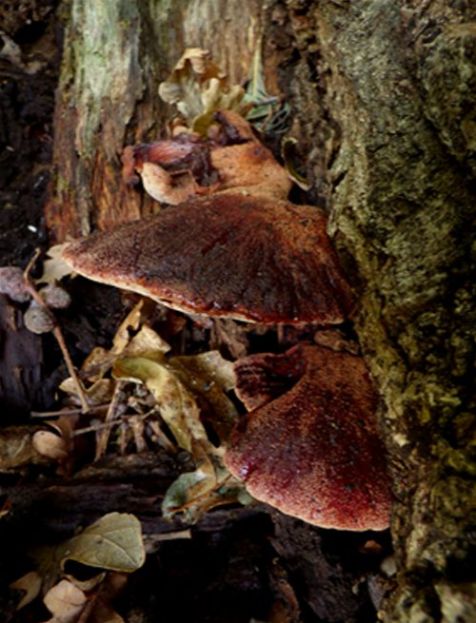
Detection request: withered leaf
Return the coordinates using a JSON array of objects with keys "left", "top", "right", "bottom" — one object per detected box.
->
[
  {"left": 32, "top": 430, "right": 68, "bottom": 462},
  {"left": 162, "top": 441, "right": 250, "bottom": 521},
  {"left": 10, "top": 571, "right": 42, "bottom": 610},
  {"left": 158, "top": 48, "right": 246, "bottom": 132},
  {"left": 123, "top": 324, "right": 170, "bottom": 358},
  {"left": 281, "top": 137, "right": 311, "bottom": 191},
  {"left": 170, "top": 350, "right": 238, "bottom": 440},
  {"left": 43, "top": 579, "right": 87, "bottom": 623},
  {"left": 59, "top": 377, "right": 114, "bottom": 407},
  {"left": 113, "top": 356, "right": 208, "bottom": 453},
  {"left": 39, "top": 244, "right": 75, "bottom": 286},
  {"left": 60, "top": 512, "right": 145, "bottom": 573},
  {"left": 0, "top": 426, "right": 49, "bottom": 470},
  {"left": 111, "top": 300, "right": 143, "bottom": 355}
]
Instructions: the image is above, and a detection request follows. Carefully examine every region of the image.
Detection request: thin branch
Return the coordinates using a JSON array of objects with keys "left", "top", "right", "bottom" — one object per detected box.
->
[{"left": 23, "top": 248, "right": 90, "bottom": 413}]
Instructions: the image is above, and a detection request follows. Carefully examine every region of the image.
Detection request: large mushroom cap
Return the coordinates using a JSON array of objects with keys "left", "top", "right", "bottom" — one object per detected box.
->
[
  {"left": 225, "top": 345, "right": 391, "bottom": 531},
  {"left": 62, "top": 195, "right": 354, "bottom": 325}
]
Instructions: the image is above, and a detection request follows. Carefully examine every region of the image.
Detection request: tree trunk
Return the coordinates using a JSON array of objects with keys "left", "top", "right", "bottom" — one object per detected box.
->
[{"left": 45, "top": 1, "right": 476, "bottom": 620}]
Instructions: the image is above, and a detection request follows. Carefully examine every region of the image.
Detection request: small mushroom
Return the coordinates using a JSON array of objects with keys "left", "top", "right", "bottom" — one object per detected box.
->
[
  {"left": 62, "top": 194, "right": 354, "bottom": 325},
  {"left": 225, "top": 344, "right": 391, "bottom": 531}
]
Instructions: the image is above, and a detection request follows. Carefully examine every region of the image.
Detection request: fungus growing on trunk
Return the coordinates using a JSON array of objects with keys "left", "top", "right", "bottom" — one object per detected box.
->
[
  {"left": 225, "top": 344, "right": 391, "bottom": 531},
  {"left": 59, "top": 109, "right": 389, "bottom": 532},
  {"left": 121, "top": 111, "right": 292, "bottom": 205},
  {"left": 62, "top": 195, "right": 353, "bottom": 325}
]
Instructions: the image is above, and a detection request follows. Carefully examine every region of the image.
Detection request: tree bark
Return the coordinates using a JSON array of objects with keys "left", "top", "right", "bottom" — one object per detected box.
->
[
  {"left": 45, "top": 1, "right": 476, "bottom": 620},
  {"left": 45, "top": 0, "right": 264, "bottom": 240}
]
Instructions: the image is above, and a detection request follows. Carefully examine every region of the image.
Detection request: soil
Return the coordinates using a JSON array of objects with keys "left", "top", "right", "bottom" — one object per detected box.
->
[{"left": 0, "top": 4, "right": 394, "bottom": 622}]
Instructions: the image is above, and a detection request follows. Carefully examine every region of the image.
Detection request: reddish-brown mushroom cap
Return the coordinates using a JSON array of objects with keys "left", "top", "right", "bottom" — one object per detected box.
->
[
  {"left": 224, "top": 344, "right": 391, "bottom": 531},
  {"left": 61, "top": 195, "right": 354, "bottom": 325}
]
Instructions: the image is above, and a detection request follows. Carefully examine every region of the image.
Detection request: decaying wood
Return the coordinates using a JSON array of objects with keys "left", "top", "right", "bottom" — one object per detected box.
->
[{"left": 45, "top": 0, "right": 265, "bottom": 241}]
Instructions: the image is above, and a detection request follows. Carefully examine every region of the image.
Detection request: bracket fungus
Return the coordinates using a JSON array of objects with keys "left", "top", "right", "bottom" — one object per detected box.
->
[
  {"left": 62, "top": 195, "right": 353, "bottom": 325},
  {"left": 121, "top": 111, "right": 292, "bottom": 204},
  {"left": 63, "top": 112, "right": 353, "bottom": 324},
  {"left": 59, "top": 110, "right": 390, "bottom": 531},
  {"left": 225, "top": 344, "right": 391, "bottom": 531}
]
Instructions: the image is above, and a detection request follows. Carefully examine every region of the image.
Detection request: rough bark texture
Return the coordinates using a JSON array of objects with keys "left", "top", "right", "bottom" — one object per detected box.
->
[
  {"left": 265, "top": 1, "right": 476, "bottom": 621},
  {"left": 45, "top": 0, "right": 263, "bottom": 240},
  {"left": 45, "top": 0, "right": 476, "bottom": 621}
]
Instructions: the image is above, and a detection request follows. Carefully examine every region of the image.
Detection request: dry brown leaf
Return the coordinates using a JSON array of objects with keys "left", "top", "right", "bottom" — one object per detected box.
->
[
  {"left": 123, "top": 324, "right": 170, "bottom": 358},
  {"left": 113, "top": 356, "right": 208, "bottom": 453},
  {"left": 43, "top": 579, "right": 87, "bottom": 623},
  {"left": 111, "top": 300, "right": 144, "bottom": 355},
  {"left": 171, "top": 350, "right": 235, "bottom": 392},
  {"left": 32, "top": 430, "right": 68, "bottom": 461},
  {"left": 10, "top": 570, "right": 42, "bottom": 610},
  {"left": 39, "top": 244, "right": 75, "bottom": 285},
  {"left": 169, "top": 350, "right": 238, "bottom": 440},
  {"left": 0, "top": 426, "right": 49, "bottom": 470},
  {"left": 158, "top": 48, "right": 247, "bottom": 132},
  {"left": 59, "top": 377, "right": 114, "bottom": 408},
  {"left": 88, "top": 572, "right": 128, "bottom": 623}
]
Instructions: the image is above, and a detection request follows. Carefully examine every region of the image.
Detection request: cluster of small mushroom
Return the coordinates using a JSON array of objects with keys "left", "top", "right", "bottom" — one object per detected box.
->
[{"left": 61, "top": 111, "right": 391, "bottom": 531}]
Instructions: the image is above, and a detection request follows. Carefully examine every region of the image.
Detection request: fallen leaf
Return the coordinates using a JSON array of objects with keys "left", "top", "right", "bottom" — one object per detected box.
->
[
  {"left": 123, "top": 324, "right": 171, "bottom": 358},
  {"left": 59, "top": 377, "right": 114, "bottom": 407},
  {"left": 158, "top": 48, "right": 247, "bottom": 132},
  {"left": 38, "top": 244, "right": 74, "bottom": 286},
  {"left": 281, "top": 137, "right": 311, "bottom": 191},
  {"left": 60, "top": 512, "right": 145, "bottom": 573},
  {"left": 171, "top": 350, "right": 235, "bottom": 392},
  {"left": 111, "top": 301, "right": 144, "bottom": 355},
  {"left": 10, "top": 570, "right": 42, "bottom": 610},
  {"left": 0, "top": 426, "right": 49, "bottom": 470},
  {"left": 113, "top": 356, "right": 208, "bottom": 453},
  {"left": 162, "top": 441, "right": 250, "bottom": 521},
  {"left": 43, "top": 579, "right": 87, "bottom": 623},
  {"left": 32, "top": 430, "right": 68, "bottom": 461},
  {"left": 88, "top": 572, "right": 128, "bottom": 623},
  {"left": 170, "top": 350, "right": 238, "bottom": 440}
]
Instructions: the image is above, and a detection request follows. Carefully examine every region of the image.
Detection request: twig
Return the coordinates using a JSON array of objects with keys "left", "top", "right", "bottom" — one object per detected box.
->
[
  {"left": 94, "top": 380, "right": 127, "bottom": 460},
  {"left": 23, "top": 248, "right": 90, "bottom": 414},
  {"left": 31, "top": 405, "right": 110, "bottom": 419}
]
